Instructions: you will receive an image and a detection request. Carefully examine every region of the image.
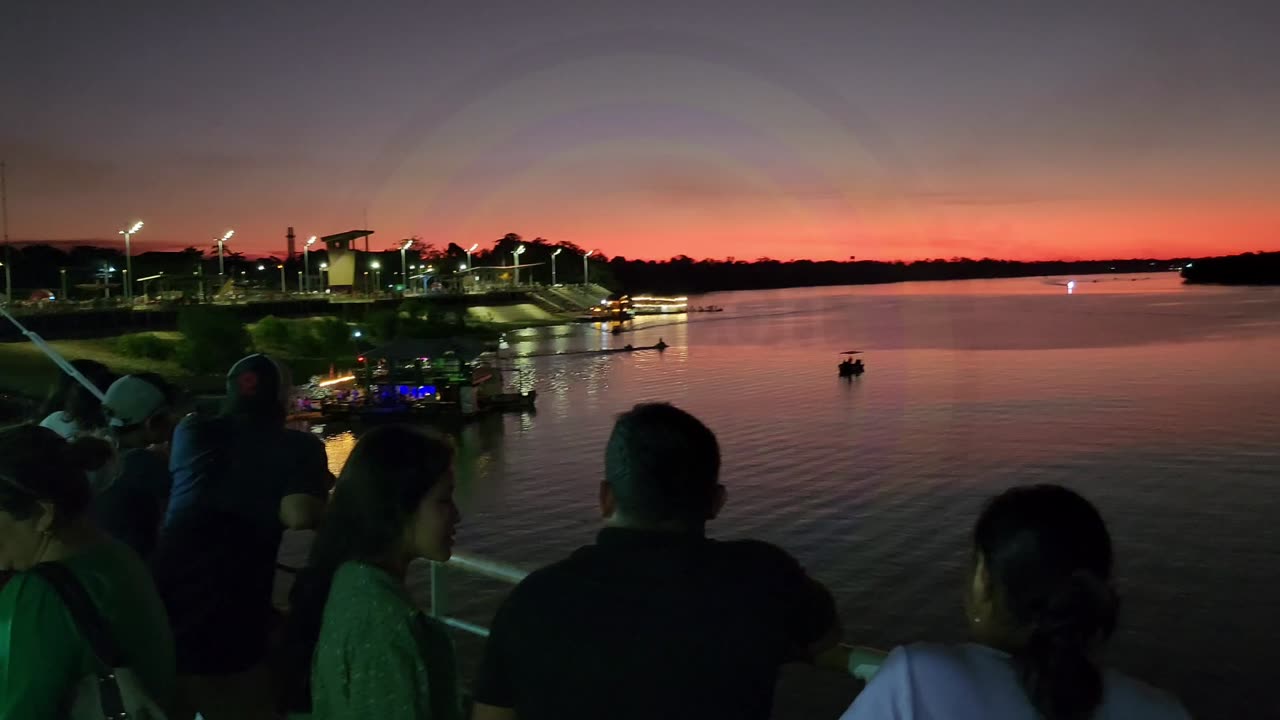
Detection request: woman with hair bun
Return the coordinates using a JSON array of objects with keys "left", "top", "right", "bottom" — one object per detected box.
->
[
  {"left": 842, "top": 484, "right": 1189, "bottom": 720},
  {"left": 0, "top": 424, "right": 175, "bottom": 718}
]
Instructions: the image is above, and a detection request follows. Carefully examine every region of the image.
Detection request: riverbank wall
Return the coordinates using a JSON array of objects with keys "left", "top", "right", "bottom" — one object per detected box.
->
[{"left": 0, "top": 285, "right": 614, "bottom": 342}]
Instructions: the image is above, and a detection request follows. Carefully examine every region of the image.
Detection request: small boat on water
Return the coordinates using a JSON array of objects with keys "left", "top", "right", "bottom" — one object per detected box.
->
[{"left": 838, "top": 351, "right": 865, "bottom": 377}]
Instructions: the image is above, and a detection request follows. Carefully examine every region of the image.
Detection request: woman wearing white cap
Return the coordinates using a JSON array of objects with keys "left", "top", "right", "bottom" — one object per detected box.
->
[{"left": 94, "top": 373, "right": 178, "bottom": 559}]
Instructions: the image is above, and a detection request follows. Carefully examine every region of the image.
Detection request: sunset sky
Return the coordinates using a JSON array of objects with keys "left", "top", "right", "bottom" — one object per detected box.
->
[{"left": 2, "top": 1, "right": 1277, "bottom": 261}]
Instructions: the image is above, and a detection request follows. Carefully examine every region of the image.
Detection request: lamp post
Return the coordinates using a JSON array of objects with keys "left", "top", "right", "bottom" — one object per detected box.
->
[
  {"left": 319, "top": 262, "right": 328, "bottom": 288},
  {"left": 278, "top": 264, "right": 286, "bottom": 293},
  {"left": 463, "top": 244, "right": 478, "bottom": 292},
  {"left": 217, "top": 229, "right": 233, "bottom": 281},
  {"left": 370, "top": 260, "right": 381, "bottom": 292},
  {"left": 583, "top": 249, "right": 594, "bottom": 286},
  {"left": 119, "top": 221, "right": 143, "bottom": 301},
  {"left": 512, "top": 244, "right": 526, "bottom": 286},
  {"left": 100, "top": 266, "right": 116, "bottom": 299},
  {"left": 59, "top": 268, "right": 67, "bottom": 300},
  {"left": 304, "top": 235, "right": 317, "bottom": 292},
  {"left": 399, "top": 238, "right": 413, "bottom": 292},
  {"left": 551, "top": 247, "right": 562, "bottom": 286}
]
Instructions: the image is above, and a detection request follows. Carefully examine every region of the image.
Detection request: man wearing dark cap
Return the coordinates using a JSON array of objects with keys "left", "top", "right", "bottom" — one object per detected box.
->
[
  {"left": 472, "top": 402, "right": 841, "bottom": 720},
  {"left": 151, "top": 354, "right": 329, "bottom": 720}
]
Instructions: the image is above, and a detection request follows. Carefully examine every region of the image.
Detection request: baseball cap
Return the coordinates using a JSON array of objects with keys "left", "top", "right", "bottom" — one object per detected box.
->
[
  {"left": 225, "top": 354, "right": 291, "bottom": 416},
  {"left": 102, "top": 375, "right": 170, "bottom": 428}
]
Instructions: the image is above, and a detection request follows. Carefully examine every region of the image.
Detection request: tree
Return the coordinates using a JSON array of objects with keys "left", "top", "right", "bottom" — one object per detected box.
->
[{"left": 175, "top": 306, "right": 250, "bottom": 372}]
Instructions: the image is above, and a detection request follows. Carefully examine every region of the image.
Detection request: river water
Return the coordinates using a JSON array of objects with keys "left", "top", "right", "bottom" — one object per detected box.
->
[{"left": 312, "top": 273, "right": 1280, "bottom": 718}]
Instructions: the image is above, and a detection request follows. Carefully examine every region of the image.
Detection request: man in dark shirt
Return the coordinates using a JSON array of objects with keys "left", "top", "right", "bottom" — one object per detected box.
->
[
  {"left": 150, "top": 354, "right": 328, "bottom": 720},
  {"left": 94, "top": 372, "right": 179, "bottom": 559},
  {"left": 472, "top": 402, "right": 841, "bottom": 720}
]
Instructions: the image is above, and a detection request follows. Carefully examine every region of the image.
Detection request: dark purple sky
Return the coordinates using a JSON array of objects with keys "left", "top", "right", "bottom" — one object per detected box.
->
[{"left": 2, "top": 1, "right": 1277, "bottom": 260}]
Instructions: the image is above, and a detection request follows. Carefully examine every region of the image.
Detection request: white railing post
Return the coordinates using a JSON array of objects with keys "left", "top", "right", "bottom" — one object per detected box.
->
[{"left": 429, "top": 560, "right": 448, "bottom": 619}]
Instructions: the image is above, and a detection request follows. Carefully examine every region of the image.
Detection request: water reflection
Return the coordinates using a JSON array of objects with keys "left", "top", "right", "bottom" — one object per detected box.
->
[{"left": 313, "top": 274, "right": 1280, "bottom": 719}]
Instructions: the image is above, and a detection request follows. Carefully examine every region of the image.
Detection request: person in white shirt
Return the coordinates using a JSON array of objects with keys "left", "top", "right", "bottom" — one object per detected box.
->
[{"left": 842, "top": 484, "right": 1190, "bottom": 720}]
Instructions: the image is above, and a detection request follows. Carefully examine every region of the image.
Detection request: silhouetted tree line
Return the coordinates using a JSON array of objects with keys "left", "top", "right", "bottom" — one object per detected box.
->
[
  {"left": 603, "top": 255, "right": 1184, "bottom": 294},
  {"left": 10, "top": 237, "right": 1240, "bottom": 299},
  {"left": 1180, "top": 252, "right": 1280, "bottom": 286}
]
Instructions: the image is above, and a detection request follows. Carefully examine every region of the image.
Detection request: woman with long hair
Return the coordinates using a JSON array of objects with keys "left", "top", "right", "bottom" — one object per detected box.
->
[
  {"left": 35, "top": 359, "right": 116, "bottom": 439},
  {"left": 0, "top": 424, "right": 175, "bottom": 718},
  {"left": 281, "top": 424, "right": 462, "bottom": 720},
  {"left": 842, "top": 484, "right": 1188, "bottom": 720}
]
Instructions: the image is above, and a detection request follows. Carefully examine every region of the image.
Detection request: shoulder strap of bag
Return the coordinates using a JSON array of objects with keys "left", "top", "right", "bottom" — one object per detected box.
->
[{"left": 30, "top": 562, "right": 128, "bottom": 718}]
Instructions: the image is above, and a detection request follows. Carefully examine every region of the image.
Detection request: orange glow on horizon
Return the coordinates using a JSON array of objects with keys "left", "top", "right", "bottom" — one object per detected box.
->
[{"left": 16, "top": 197, "right": 1277, "bottom": 263}]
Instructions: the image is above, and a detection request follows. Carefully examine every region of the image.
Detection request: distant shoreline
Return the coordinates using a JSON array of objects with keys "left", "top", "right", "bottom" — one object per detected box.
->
[
  {"left": 1180, "top": 252, "right": 1280, "bottom": 286},
  {"left": 611, "top": 257, "right": 1185, "bottom": 295}
]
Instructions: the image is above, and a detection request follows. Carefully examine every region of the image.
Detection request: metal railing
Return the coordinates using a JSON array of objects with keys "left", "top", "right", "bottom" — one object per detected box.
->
[
  {"left": 281, "top": 552, "right": 885, "bottom": 679},
  {"left": 427, "top": 553, "right": 528, "bottom": 638},
  {"left": 425, "top": 553, "right": 886, "bottom": 680}
]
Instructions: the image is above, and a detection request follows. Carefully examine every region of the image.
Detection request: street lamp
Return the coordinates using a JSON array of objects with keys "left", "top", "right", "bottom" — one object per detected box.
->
[
  {"left": 216, "top": 229, "right": 234, "bottom": 281},
  {"left": 464, "top": 244, "right": 479, "bottom": 292},
  {"left": 119, "top": 221, "right": 143, "bottom": 301},
  {"left": 370, "top": 260, "right": 381, "bottom": 292},
  {"left": 304, "top": 235, "right": 317, "bottom": 292},
  {"left": 583, "top": 249, "right": 594, "bottom": 286},
  {"left": 399, "top": 238, "right": 413, "bottom": 292},
  {"left": 100, "top": 266, "right": 116, "bottom": 299},
  {"left": 319, "top": 262, "right": 328, "bottom": 289},
  {"left": 551, "top": 247, "right": 562, "bottom": 286},
  {"left": 278, "top": 264, "right": 286, "bottom": 292},
  {"left": 512, "top": 244, "right": 526, "bottom": 286}
]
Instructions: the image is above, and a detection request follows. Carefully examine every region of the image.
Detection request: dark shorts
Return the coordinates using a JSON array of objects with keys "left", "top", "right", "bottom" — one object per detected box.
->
[{"left": 151, "top": 511, "right": 279, "bottom": 675}]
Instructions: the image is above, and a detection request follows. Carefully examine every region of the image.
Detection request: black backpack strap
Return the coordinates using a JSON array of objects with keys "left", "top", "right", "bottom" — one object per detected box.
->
[
  {"left": 30, "top": 562, "right": 125, "bottom": 668},
  {"left": 30, "top": 562, "right": 131, "bottom": 718}
]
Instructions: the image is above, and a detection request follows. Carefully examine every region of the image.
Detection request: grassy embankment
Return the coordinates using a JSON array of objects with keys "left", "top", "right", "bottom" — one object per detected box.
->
[{"left": 0, "top": 305, "right": 570, "bottom": 403}]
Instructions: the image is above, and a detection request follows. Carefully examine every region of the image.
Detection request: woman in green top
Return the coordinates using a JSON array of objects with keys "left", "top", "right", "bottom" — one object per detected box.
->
[
  {"left": 0, "top": 424, "right": 176, "bottom": 719},
  {"left": 281, "top": 425, "right": 463, "bottom": 720}
]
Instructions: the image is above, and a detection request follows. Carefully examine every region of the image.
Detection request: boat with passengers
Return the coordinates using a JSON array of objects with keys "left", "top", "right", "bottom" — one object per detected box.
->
[{"left": 310, "top": 337, "right": 535, "bottom": 422}]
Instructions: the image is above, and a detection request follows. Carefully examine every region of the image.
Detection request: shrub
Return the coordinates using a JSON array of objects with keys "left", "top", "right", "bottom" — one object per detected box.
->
[
  {"left": 311, "top": 317, "right": 354, "bottom": 362},
  {"left": 250, "top": 315, "right": 291, "bottom": 350},
  {"left": 283, "top": 320, "right": 323, "bottom": 358},
  {"left": 115, "top": 333, "right": 176, "bottom": 361},
  {"left": 175, "top": 306, "right": 249, "bottom": 373},
  {"left": 367, "top": 310, "right": 399, "bottom": 344}
]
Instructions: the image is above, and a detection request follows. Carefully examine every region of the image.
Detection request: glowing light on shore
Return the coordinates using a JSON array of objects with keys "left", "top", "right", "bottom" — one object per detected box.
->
[{"left": 318, "top": 375, "right": 356, "bottom": 387}]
